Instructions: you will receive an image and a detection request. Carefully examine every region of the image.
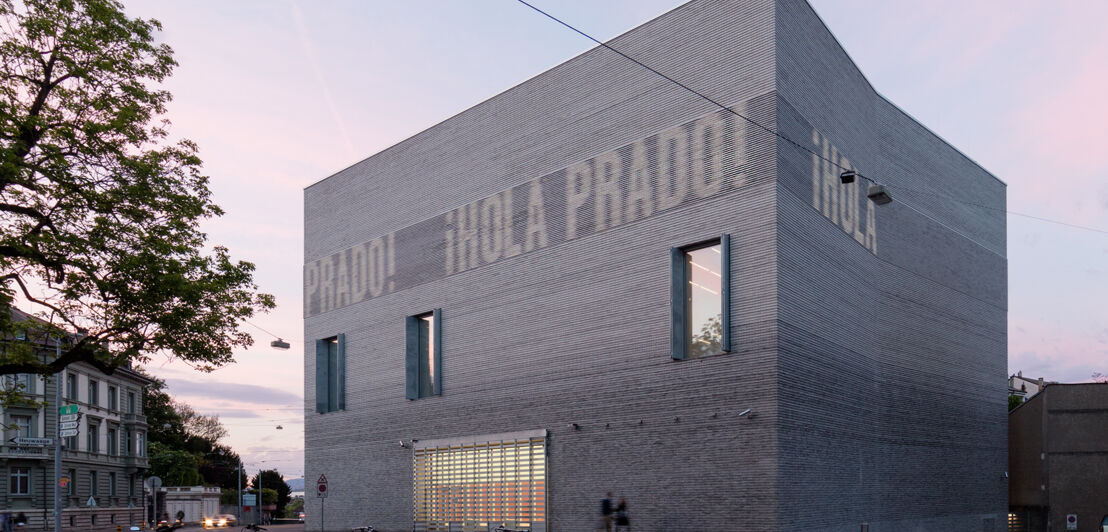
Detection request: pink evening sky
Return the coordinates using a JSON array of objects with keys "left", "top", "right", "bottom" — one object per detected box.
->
[{"left": 113, "top": 0, "right": 1107, "bottom": 480}]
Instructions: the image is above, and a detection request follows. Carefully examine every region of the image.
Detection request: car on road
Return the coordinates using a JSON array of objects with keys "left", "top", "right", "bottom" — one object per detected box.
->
[
  {"left": 298, "top": 512, "right": 305, "bottom": 523},
  {"left": 203, "top": 514, "right": 237, "bottom": 528}
]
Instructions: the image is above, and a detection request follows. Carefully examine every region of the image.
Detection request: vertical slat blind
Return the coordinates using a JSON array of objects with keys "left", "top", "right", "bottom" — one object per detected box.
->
[{"left": 414, "top": 436, "right": 547, "bottom": 532}]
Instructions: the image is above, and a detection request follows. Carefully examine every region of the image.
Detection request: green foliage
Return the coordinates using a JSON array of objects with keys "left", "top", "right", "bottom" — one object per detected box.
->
[
  {"left": 690, "top": 314, "right": 723, "bottom": 358},
  {"left": 252, "top": 470, "right": 290, "bottom": 516},
  {"left": 248, "top": 487, "right": 278, "bottom": 506},
  {"left": 1008, "top": 394, "right": 1024, "bottom": 411},
  {"left": 0, "top": 0, "right": 274, "bottom": 381},
  {"left": 284, "top": 498, "right": 304, "bottom": 518},
  {"left": 220, "top": 488, "right": 239, "bottom": 505},
  {"left": 148, "top": 440, "right": 202, "bottom": 486},
  {"left": 144, "top": 374, "right": 244, "bottom": 488}
]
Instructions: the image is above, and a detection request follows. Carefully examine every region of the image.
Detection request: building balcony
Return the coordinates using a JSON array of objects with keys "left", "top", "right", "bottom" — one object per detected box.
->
[
  {"left": 0, "top": 444, "right": 49, "bottom": 460},
  {"left": 124, "top": 455, "right": 149, "bottom": 469},
  {"left": 121, "top": 412, "right": 147, "bottom": 427},
  {"left": 61, "top": 449, "right": 125, "bottom": 464}
]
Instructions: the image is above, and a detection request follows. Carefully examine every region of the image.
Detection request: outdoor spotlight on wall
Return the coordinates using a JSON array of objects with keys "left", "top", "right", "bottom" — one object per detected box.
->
[
  {"left": 270, "top": 338, "right": 291, "bottom": 350},
  {"left": 839, "top": 170, "right": 856, "bottom": 183},
  {"left": 867, "top": 184, "right": 893, "bottom": 205}
]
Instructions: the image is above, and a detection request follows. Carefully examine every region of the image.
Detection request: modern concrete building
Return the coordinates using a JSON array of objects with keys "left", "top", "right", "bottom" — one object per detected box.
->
[
  {"left": 2, "top": 309, "right": 151, "bottom": 529},
  {"left": 303, "top": 0, "right": 1008, "bottom": 530},
  {"left": 1009, "top": 383, "right": 1108, "bottom": 532}
]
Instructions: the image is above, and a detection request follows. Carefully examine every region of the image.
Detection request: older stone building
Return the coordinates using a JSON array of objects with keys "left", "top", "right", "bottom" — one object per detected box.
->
[
  {"left": 303, "top": 0, "right": 1007, "bottom": 530},
  {"left": 2, "top": 308, "right": 151, "bottom": 529}
]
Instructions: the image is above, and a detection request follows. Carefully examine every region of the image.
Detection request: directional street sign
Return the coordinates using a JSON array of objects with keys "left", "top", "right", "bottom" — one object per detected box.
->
[
  {"left": 59, "top": 421, "right": 79, "bottom": 430},
  {"left": 9, "top": 437, "right": 53, "bottom": 446},
  {"left": 58, "top": 405, "right": 79, "bottom": 415},
  {"left": 59, "top": 413, "right": 79, "bottom": 423},
  {"left": 59, "top": 429, "right": 79, "bottom": 438}
]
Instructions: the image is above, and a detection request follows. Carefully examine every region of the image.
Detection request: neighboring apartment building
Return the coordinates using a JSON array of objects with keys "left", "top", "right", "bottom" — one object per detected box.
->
[
  {"left": 1009, "top": 372, "right": 1050, "bottom": 401},
  {"left": 304, "top": 0, "right": 1008, "bottom": 530},
  {"left": 2, "top": 308, "right": 151, "bottom": 529},
  {"left": 1009, "top": 383, "right": 1108, "bottom": 532}
]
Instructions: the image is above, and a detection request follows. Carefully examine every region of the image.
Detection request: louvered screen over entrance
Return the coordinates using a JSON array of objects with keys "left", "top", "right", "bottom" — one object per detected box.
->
[{"left": 413, "top": 431, "right": 547, "bottom": 532}]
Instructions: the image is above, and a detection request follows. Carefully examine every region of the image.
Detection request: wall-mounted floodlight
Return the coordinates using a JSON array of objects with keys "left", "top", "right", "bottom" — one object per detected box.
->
[
  {"left": 270, "top": 339, "right": 291, "bottom": 350},
  {"left": 867, "top": 184, "right": 893, "bottom": 205},
  {"left": 839, "top": 170, "right": 856, "bottom": 184}
]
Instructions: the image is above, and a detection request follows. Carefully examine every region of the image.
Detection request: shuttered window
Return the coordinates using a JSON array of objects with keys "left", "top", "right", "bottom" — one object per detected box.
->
[
  {"left": 671, "top": 234, "right": 731, "bottom": 359},
  {"left": 315, "top": 334, "right": 345, "bottom": 413},
  {"left": 406, "top": 309, "right": 442, "bottom": 399},
  {"left": 413, "top": 431, "right": 547, "bottom": 532}
]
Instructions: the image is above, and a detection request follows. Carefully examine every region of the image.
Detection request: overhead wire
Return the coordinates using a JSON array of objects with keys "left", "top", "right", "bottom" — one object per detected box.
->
[{"left": 513, "top": 0, "right": 1108, "bottom": 240}]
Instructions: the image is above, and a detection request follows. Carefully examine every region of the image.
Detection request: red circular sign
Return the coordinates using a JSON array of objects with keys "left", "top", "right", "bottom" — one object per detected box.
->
[{"left": 317, "top": 484, "right": 327, "bottom": 493}]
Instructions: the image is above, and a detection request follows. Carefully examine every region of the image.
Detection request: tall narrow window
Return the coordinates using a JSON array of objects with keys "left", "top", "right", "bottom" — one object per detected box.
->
[
  {"left": 107, "top": 428, "right": 117, "bottom": 456},
  {"left": 89, "top": 470, "right": 98, "bottom": 496},
  {"left": 88, "top": 379, "right": 99, "bottom": 406},
  {"left": 137, "top": 432, "right": 146, "bottom": 457},
  {"left": 127, "top": 391, "right": 136, "bottom": 414},
  {"left": 314, "top": 334, "right": 345, "bottom": 413},
  {"left": 108, "top": 386, "right": 117, "bottom": 411},
  {"left": 406, "top": 309, "right": 442, "bottom": 399},
  {"left": 87, "top": 423, "right": 99, "bottom": 453},
  {"left": 10, "top": 415, "right": 31, "bottom": 438},
  {"left": 109, "top": 472, "right": 117, "bottom": 496},
  {"left": 671, "top": 235, "right": 730, "bottom": 360},
  {"left": 9, "top": 467, "right": 29, "bottom": 495},
  {"left": 66, "top": 374, "right": 77, "bottom": 400},
  {"left": 128, "top": 474, "right": 135, "bottom": 497},
  {"left": 124, "top": 429, "right": 132, "bottom": 456},
  {"left": 68, "top": 468, "right": 76, "bottom": 496}
]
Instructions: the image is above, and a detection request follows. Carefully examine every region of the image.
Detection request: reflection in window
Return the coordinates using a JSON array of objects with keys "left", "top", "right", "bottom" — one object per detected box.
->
[
  {"left": 418, "top": 313, "right": 436, "bottom": 398},
  {"left": 686, "top": 243, "right": 723, "bottom": 358}
]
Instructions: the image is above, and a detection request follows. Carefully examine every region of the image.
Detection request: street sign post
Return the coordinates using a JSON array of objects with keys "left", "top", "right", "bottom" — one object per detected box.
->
[
  {"left": 59, "top": 429, "right": 78, "bottom": 438},
  {"left": 58, "top": 405, "right": 79, "bottom": 416},
  {"left": 9, "top": 437, "right": 53, "bottom": 446},
  {"left": 317, "top": 474, "right": 328, "bottom": 532},
  {"left": 59, "top": 414, "right": 79, "bottom": 423}
]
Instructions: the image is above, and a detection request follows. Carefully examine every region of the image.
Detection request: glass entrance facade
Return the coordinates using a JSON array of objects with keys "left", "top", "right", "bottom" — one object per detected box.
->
[{"left": 413, "top": 431, "right": 547, "bottom": 532}]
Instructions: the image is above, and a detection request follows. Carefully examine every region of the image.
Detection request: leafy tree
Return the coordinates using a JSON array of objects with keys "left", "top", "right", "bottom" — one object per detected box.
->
[
  {"left": 199, "top": 444, "right": 247, "bottom": 490},
  {"left": 0, "top": 0, "right": 273, "bottom": 378},
  {"left": 1008, "top": 395, "right": 1024, "bottom": 411},
  {"left": 252, "top": 470, "right": 290, "bottom": 517},
  {"left": 148, "top": 441, "right": 201, "bottom": 486},
  {"left": 247, "top": 487, "right": 278, "bottom": 506},
  {"left": 690, "top": 314, "right": 723, "bottom": 358},
  {"left": 284, "top": 498, "right": 304, "bottom": 518}
]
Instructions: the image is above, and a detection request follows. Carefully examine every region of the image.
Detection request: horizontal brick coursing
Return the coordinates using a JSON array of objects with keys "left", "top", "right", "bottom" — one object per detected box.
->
[{"left": 304, "top": 0, "right": 1006, "bottom": 531}]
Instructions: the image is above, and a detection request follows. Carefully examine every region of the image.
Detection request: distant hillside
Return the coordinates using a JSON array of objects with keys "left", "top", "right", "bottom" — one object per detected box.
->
[{"left": 287, "top": 478, "right": 305, "bottom": 491}]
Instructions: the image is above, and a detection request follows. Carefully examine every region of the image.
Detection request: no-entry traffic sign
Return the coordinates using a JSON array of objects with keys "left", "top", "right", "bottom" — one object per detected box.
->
[{"left": 317, "top": 474, "right": 328, "bottom": 498}]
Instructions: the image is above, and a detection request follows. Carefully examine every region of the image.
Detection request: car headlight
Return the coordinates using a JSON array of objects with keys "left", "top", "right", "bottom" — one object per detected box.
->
[
  {"left": 204, "top": 518, "right": 213, "bottom": 527},
  {"left": 218, "top": 519, "right": 227, "bottom": 526}
]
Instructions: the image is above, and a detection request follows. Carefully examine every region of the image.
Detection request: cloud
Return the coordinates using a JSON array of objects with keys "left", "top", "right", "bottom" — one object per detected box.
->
[{"left": 164, "top": 377, "right": 302, "bottom": 407}]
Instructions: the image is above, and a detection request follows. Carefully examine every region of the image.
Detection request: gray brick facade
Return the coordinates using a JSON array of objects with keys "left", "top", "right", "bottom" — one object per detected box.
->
[{"left": 304, "top": 1, "right": 1006, "bottom": 531}]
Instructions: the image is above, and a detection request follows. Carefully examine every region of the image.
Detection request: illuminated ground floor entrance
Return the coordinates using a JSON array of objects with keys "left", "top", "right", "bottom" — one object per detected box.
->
[{"left": 413, "top": 430, "right": 548, "bottom": 532}]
